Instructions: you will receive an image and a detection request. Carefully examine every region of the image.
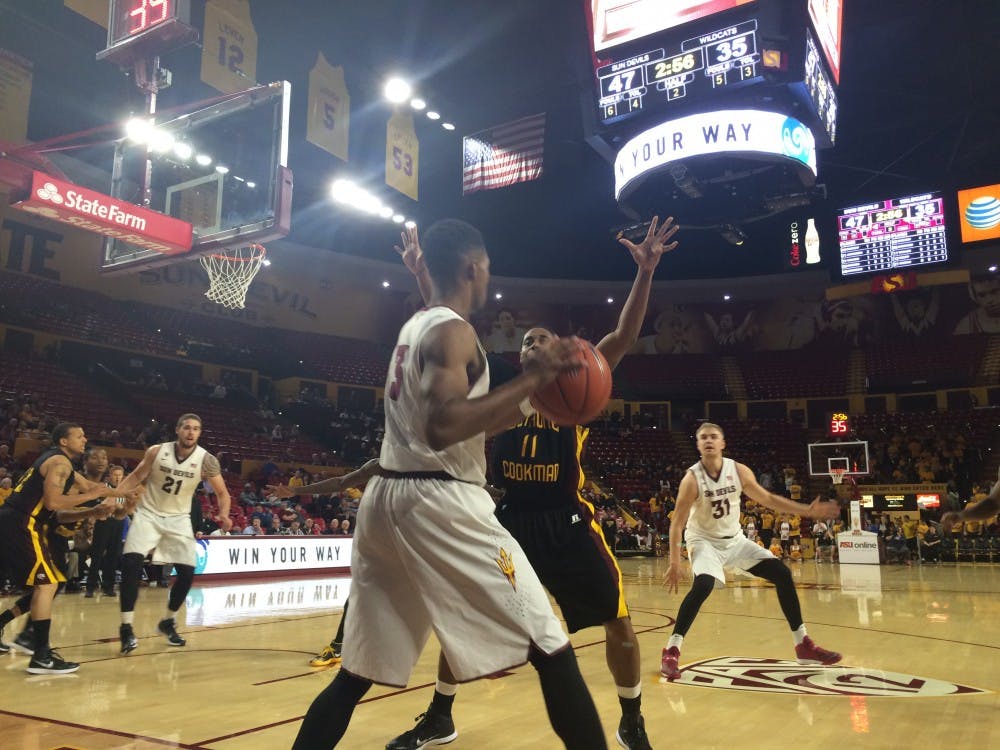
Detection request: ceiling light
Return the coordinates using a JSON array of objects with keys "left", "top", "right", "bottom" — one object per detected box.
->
[
  {"left": 495, "top": 292, "right": 503, "bottom": 300},
  {"left": 384, "top": 77, "right": 412, "bottom": 103},
  {"left": 410, "top": 98, "right": 426, "bottom": 110},
  {"left": 195, "top": 153, "right": 212, "bottom": 167},
  {"left": 261, "top": 259, "right": 271, "bottom": 267},
  {"left": 378, "top": 206, "right": 394, "bottom": 219},
  {"left": 442, "top": 122, "right": 455, "bottom": 131},
  {"left": 125, "top": 117, "right": 154, "bottom": 143},
  {"left": 990, "top": 265, "right": 998, "bottom": 273},
  {"left": 607, "top": 297, "right": 614, "bottom": 304},
  {"left": 382, "top": 280, "right": 390, "bottom": 288},
  {"left": 392, "top": 214, "right": 405, "bottom": 224},
  {"left": 723, "top": 294, "right": 731, "bottom": 301},
  {"left": 426, "top": 111, "right": 441, "bottom": 120},
  {"left": 173, "top": 142, "right": 193, "bottom": 160},
  {"left": 215, "top": 165, "right": 230, "bottom": 175},
  {"left": 404, "top": 220, "right": 416, "bottom": 229},
  {"left": 246, "top": 181, "right": 256, "bottom": 189}
]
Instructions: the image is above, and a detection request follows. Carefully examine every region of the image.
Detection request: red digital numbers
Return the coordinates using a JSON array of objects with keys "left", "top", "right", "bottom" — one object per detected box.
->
[
  {"left": 128, "top": 0, "right": 171, "bottom": 36},
  {"left": 829, "top": 412, "right": 850, "bottom": 436}
]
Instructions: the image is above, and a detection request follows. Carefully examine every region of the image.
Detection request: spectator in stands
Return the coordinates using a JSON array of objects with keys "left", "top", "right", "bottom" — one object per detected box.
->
[
  {"left": 289, "top": 521, "right": 305, "bottom": 536},
  {"left": 901, "top": 515, "right": 919, "bottom": 556},
  {"left": 243, "top": 518, "right": 263, "bottom": 536},
  {"left": 920, "top": 525, "right": 942, "bottom": 563},
  {"left": 268, "top": 517, "right": 282, "bottom": 535},
  {"left": 210, "top": 382, "right": 227, "bottom": 399},
  {"left": 339, "top": 519, "right": 351, "bottom": 535},
  {"left": 270, "top": 424, "right": 283, "bottom": 442},
  {"left": 886, "top": 530, "right": 911, "bottom": 564},
  {"left": 288, "top": 470, "right": 306, "bottom": 491},
  {"left": 0, "top": 477, "right": 11, "bottom": 507},
  {"left": 778, "top": 515, "right": 791, "bottom": 557},
  {"left": 239, "top": 483, "right": 258, "bottom": 505}
]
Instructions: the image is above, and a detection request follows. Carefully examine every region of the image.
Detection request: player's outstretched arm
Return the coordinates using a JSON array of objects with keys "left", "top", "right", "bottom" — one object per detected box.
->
[
  {"left": 663, "top": 471, "right": 697, "bottom": 593},
  {"left": 736, "top": 463, "right": 840, "bottom": 520},
  {"left": 420, "top": 320, "right": 581, "bottom": 451},
  {"left": 942, "top": 470, "right": 1000, "bottom": 527},
  {"left": 395, "top": 225, "right": 433, "bottom": 306},
  {"left": 598, "top": 216, "right": 680, "bottom": 370},
  {"left": 115, "top": 445, "right": 159, "bottom": 497},
  {"left": 41, "top": 456, "right": 116, "bottom": 511},
  {"left": 267, "top": 458, "right": 381, "bottom": 498},
  {"left": 202, "top": 453, "right": 232, "bottom": 532}
]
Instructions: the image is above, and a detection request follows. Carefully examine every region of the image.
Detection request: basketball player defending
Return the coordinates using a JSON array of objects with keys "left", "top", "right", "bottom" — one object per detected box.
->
[
  {"left": 660, "top": 423, "right": 842, "bottom": 680},
  {"left": 0, "top": 423, "right": 118, "bottom": 673},
  {"left": 941, "top": 466, "right": 1000, "bottom": 532},
  {"left": 113, "top": 413, "right": 232, "bottom": 653},
  {"left": 386, "top": 218, "right": 678, "bottom": 750},
  {"left": 291, "top": 219, "right": 608, "bottom": 750}
]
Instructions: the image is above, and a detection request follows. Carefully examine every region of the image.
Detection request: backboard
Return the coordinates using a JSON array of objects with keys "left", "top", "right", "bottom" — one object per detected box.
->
[
  {"left": 101, "top": 80, "right": 292, "bottom": 274},
  {"left": 807, "top": 440, "right": 869, "bottom": 477}
]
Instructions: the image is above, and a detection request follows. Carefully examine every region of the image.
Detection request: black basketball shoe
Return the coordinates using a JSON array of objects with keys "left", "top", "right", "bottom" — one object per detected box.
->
[
  {"left": 119, "top": 624, "right": 138, "bottom": 655},
  {"left": 158, "top": 618, "right": 186, "bottom": 647},
  {"left": 385, "top": 710, "right": 458, "bottom": 750}
]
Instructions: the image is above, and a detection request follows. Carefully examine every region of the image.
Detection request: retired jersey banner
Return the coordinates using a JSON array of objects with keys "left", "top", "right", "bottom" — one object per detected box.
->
[
  {"left": 0, "top": 49, "right": 33, "bottom": 144},
  {"left": 386, "top": 111, "right": 418, "bottom": 201},
  {"left": 64, "top": 0, "right": 109, "bottom": 27},
  {"left": 201, "top": 0, "right": 258, "bottom": 94},
  {"left": 462, "top": 113, "right": 545, "bottom": 195},
  {"left": 307, "top": 54, "right": 350, "bottom": 162}
]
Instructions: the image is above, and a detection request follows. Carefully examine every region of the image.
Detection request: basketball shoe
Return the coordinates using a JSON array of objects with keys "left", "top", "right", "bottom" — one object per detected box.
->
[
  {"left": 385, "top": 710, "right": 458, "bottom": 750},
  {"left": 158, "top": 618, "right": 186, "bottom": 647},
  {"left": 27, "top": 649, "right": 79, "bottom": 675},
  {"left": 308, "top": 644, "right": 342, "bottom": 667},
  {"left": 0, "top": 627, "right": 9, "bottom": 654},
  {"left": 12, "top": 629, "right": 35, "bottom": 656},
  {"left": 119, "top": 624, "right": 138, "bottom": 654},
  {"left": 616, "top": 713, "right": 652, "bottom": 750},
  {"left": 795, "top": 636, "right": 841, "bottom": 665},
  {"left": 660, "top": 646, "right": 681, "bottom": 681}
]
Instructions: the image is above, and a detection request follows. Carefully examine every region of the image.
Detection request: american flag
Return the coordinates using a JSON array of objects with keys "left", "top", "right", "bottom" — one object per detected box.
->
[{"left": 462, "top": 113, "right": 546, "bottom": 195}]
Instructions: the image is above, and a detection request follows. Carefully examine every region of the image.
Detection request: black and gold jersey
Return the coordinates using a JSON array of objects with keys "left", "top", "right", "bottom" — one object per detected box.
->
[
  {"left": 5, "top": 448, "right": 75, "bottom": 526},
  {"left": 490, "top": 414, "right": 588, "bottom": 511}
]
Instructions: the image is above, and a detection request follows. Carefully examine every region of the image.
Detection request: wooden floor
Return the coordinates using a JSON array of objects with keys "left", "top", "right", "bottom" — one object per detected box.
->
[{"left": 1, "top": 559, "right": 998, "bottom": 749}]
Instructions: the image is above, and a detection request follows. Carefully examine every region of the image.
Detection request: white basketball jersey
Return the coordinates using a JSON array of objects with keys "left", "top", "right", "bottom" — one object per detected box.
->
[
  {"left": 379, "top": 306, "right": 488, "bottom": 485},
  {"left": 686, "top": 457, "right": 743, "bottom": 539},
  {"left": 142, "top": 443, "right": 207, "bottom": 515}
]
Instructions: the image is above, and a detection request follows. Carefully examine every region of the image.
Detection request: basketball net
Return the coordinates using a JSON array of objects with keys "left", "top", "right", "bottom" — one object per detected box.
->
[
  {"left": 830, "top": 468, "right": 846, "bottom": 485},
  {"left": 200, "top": 244, "right": 266, "bottom": 310}
]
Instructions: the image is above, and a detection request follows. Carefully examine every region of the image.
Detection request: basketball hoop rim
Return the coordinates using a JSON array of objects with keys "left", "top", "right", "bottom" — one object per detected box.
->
[
  {"left": 831, "top": 468, "right": 846, "bottom": 485},
  {"left": 208, "top": 243, "right": 266, "bottom": 262}
]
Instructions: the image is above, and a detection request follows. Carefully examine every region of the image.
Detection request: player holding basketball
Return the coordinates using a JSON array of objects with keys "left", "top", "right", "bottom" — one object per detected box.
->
[
  {"left": 291, "top": 219, "right": 608, "bottom": 750},
  {"left": 112, "top": 413, "right": 232, "bottom": 654},
  {"left": 660, "top": 422, "right": 842, "bottom": 681},
  {"left": 383, "top": 218, "right": 676, "bottom": 750},
  {"left": 0, "top": 423, "right": 118, "bottom": 673}
]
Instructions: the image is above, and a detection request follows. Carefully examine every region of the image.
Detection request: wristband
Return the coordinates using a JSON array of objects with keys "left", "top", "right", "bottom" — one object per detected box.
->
[{"left": 519, "top": 397, "right": 536, "bottom": 417}]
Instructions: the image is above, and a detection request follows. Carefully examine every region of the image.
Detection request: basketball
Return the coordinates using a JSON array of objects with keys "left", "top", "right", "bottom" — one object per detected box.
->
[{"left": 530, "top": 340, "right": 612, "bottom": 426}]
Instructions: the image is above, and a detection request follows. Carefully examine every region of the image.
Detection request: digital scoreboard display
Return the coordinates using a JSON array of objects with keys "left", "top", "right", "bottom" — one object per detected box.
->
[
  {"left": 838, "top": 192, "right": 949, "bottom": 277},
  {"left": 597, "top": 18, "right": 762, "bottom": 124},
  {"left": 591, "top": 0, "right": 756, "bottom": 54},
  {"left": 828, "top": 412, "right": 850, "bottom": 437},
  {"left": 98, "top": 0, "right": 195, "bottom": 65}
]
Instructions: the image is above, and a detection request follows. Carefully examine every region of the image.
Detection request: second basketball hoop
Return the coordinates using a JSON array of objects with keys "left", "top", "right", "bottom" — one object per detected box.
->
[{"left": 200, "top": 244, "right": 267, "bottom": 310}]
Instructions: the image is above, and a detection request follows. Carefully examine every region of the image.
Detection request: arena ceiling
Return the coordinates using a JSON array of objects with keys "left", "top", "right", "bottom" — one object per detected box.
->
[{"left": 2, "top": 0, "right": 999, "bottom": 283}]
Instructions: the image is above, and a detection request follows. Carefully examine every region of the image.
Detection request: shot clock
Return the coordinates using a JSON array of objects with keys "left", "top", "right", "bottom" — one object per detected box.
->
[
  {"left": 97, "top": 0, "right": 197, "bottom": 65},
  {"left": 828, "top": 412, "right": 850, "bottom": 437}
]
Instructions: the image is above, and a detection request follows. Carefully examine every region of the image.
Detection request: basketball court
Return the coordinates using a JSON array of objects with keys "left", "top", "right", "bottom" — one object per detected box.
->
[{"left": 1, "top": 558, "right": 996, "bottom": 748}]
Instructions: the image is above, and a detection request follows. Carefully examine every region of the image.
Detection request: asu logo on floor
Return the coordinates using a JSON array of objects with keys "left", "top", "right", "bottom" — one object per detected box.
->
[{"left": 671, "top": 657, "right": 987, "bottom": 697}]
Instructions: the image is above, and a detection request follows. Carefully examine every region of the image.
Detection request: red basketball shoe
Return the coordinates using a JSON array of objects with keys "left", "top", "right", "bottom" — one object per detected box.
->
[
  {"left": 795, "top": 636, "right": 842, "bottom": 665},
  {"left": 660, "top": 646, "right": 681, "bottom": 680}
]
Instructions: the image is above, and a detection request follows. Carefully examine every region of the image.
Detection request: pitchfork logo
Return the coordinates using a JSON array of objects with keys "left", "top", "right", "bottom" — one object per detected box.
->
[
  {"left": 670, "top": 657, "right": 987, "bottom": 697},
  {"left": 36, "top": 182, "right": 64, "bottom": 205}
]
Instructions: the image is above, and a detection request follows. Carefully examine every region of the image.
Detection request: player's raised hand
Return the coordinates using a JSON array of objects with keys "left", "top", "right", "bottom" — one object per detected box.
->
[
  {"left": 394, "top": 225, "right": 426, "bottom": 277},
  {"left": 619, "top": 215, "right": 680, "bottom": 272},
  {"left": 663, "top": 561, "right": 685, "bottom": 594},
  {"left": 806, "top": 497, "right": 841, "bottom": 520}
]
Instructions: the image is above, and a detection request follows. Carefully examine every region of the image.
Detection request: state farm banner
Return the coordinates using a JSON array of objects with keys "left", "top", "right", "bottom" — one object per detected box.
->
[{"left": 12, "top": 171, "right": 193, "bottom": 255}]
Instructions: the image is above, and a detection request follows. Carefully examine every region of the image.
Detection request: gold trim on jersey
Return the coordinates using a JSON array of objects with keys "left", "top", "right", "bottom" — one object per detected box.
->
[
  {"left": 26, "top": 498, "right": 64, "bottom": 585},
  {"left": 574, "top": 425, "right": 628, "bottom": 620}
]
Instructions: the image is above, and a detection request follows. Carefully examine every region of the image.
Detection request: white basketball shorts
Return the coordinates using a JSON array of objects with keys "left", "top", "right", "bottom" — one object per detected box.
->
[
  {"left": 687, "top": 531, "right": 775, "bottom": 588},
  {"left": 342, "top": 475, "right": 570, "bottom": 687},
  {"left": 124, "top": 507, "right": 196, "bottom": 567}
]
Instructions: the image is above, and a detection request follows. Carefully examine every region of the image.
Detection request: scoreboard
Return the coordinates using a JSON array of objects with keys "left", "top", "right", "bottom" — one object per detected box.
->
[
  {"left": 596, "top": 17, "right": 762, "bottom": 125},
  {"left": 838, "top": 193, "right": 949, "bottom": 277}
]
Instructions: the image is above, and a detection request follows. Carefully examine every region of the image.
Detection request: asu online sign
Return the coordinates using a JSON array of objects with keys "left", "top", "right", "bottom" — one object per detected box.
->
[
  {"left": 614, "top": 110, "right": 817, "bottom": 201},
  {"left": 958, "top": 183, "right": 1000, "bottom": 243},
  {"left": 12, "top": 171, "right": 193, "bottom": 255}
]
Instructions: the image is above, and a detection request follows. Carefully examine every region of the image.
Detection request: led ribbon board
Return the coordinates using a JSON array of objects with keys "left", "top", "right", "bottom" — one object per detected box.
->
[{"left": 614, "top": 109, "right": 817, "bottom": 201}]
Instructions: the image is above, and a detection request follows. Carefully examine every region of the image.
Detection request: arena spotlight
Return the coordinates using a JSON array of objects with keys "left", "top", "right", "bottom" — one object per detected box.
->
[
  {"left": 426, "top": 111, "right": 441, "bottom": 120},
  {"left": 378, "top": 206, "right": 394, "bottom": 219},
  {"left": 392, "top": 214, "right": 406, "bottom": 223},
  {"left": 384, "top": 77, "right": 412, "bottom": 103},
  {"left": 404, "top": 220, "right": 417, "bottom": 229},
  {"left": 607, "top": 297, "right": 614, "bottom": 304},
  {"left": 382, "top": 280, "right": 390, "bottom": 288},
  {"left": 410, "top": 98, "right": 427, "bottom": 110},
  {"left": 195, "top": 153, "right": 212, "bottom": 167},
  {"left": 723, "top": 294, "right": 731, "bottom": 301},
  {"left": 495, "top": 292, "right": 503, "bottom": 300},
  {"left": 442, "top": 122, "right": 455, "bottom": 131},
  {"left": 990, "top": 265, "right": 998, "bottom": 273}
]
